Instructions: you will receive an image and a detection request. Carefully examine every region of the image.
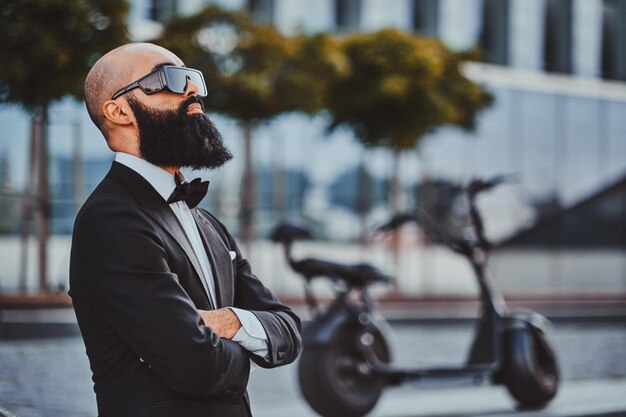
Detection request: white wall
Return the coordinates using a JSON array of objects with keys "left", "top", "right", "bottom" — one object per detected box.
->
[
  {"left": 274, "top": 0, "right": 334, "bottom": 34},
  {"left": 439, "top": 0, "right": 483, "bottom": 50},
  {"left": 360, "top": 0, "right": 412, "bottom": 32},
  {"left": 509, "top": 0, "right": 546, "bottom": 70},
  {"left": 573, "top": 0, "right": 603, "bottom": 78}
]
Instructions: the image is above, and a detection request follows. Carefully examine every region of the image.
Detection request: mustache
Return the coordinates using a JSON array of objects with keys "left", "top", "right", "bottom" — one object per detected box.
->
[{"left": 179, "top": 95, "right": 206, "bottom": 115}]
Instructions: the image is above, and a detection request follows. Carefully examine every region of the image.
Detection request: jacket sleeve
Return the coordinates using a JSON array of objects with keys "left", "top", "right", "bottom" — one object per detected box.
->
[
  {"left": 201, "top": 209, "right": 302, "bottom": 369},
  {"left": 73, "top": 198, "right": 250, "bottom": 402}
]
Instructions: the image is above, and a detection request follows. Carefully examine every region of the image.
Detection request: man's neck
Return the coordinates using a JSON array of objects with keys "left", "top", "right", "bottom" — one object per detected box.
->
[
  {"left": 115, "top": 149, "right": 179, "bottom": 175},
  {"left": 159, "top": 165, "right": 179, "bottom": 175}
]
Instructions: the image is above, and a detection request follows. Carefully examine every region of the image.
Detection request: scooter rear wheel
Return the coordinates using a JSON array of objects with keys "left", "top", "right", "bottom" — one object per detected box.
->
[
  {"left": 298, "top": 323, "right": 390, "bottom": 417},
  {"left": 501, "top": 324, "right": 559, "bottom": 407}
]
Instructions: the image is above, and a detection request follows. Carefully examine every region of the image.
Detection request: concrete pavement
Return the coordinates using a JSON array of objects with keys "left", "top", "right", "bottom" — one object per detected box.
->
[
  {"left": 1, "top": 304, "right": 625, "bottom": 417},
  {"left": 249, "top": 376, "right": 626, "bottom": 417}
]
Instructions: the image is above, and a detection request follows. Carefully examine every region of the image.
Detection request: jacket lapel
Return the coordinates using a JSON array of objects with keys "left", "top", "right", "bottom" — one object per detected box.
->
[
  {"left": 146, "top": 205, "right": 214, "bottom": 309},
  {"left": 106, "top": 161, "right": 214, "bottom": 309},
  {"left": 191, "top": 209, "right": 235, "bottom": 308}
]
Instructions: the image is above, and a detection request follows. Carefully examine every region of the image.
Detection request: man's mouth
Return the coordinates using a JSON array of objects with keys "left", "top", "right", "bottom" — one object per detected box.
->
[{"left": 187, "top": 102, "right": 203, "bottom": 114}]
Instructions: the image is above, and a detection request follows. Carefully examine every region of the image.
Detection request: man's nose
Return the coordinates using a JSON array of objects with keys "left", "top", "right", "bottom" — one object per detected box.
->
[{"left": 184, "top": 76, "right": 199, "bottom": 97}]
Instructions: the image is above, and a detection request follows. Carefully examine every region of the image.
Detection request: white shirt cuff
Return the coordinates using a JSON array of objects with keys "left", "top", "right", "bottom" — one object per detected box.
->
[{"left": 229, "top": 307, "right": 270, "bottom": 362}]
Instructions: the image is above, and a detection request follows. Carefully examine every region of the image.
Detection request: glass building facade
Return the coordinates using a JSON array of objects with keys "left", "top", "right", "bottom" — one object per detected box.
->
[{"left": 1, "top": 0, "right": 625, "bottom": 293}]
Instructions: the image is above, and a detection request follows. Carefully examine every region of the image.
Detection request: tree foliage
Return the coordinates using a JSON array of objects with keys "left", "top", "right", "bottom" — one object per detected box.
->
[
  {"left": 274, "top": 33, "right": 348, "bottom": 115},
  {"left": 0, "top": 0, "right": 129, "bottom": 110},
  {"left": 0, "top": 0, "right": 128, "bottom": 291},
  {"left": 219, "top": 24, "right": 295, "bottom": 122},
  {"left": 156, "top": 6, "right": 346, "bottom": 244},
  {"left": 156, "top": 9, "right": 494, "bottom": 233},
  {"left": 156, "top": 6, "right": 344, "bottom": 123},
  {"left": 327, "top": 29, "right": 493, "bottom": 150}
]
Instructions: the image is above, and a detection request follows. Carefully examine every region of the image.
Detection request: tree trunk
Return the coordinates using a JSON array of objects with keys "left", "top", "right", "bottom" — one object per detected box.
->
[
  {"left": 18, "top": 110, "right": 41, "bottom": 294},
  {"left": 417, "top": 149, "right": 433, "bottom": 294},
  {"left": 417, "top": 149, "right": 432, "bottom": 244},
  {"left": 36, "top": 105, "right": 50, "bottom": 293},
  {"left": 73, "top": 117, "right": 85, "bottom": 212},
  {"left": 390, "top": 146, "right": 402, "bottom": 214},
  {"left": 389, "top": 146, "right": 402, "bottom": 282},
  {"left": 271, "top": 134, "right": 285, "bottom": 219},
  {"left": 356, "top": 151, "right": 370, "bottom": 243},
  {"left": 240, "top": 121, "right": 255, "bottom": 253}
]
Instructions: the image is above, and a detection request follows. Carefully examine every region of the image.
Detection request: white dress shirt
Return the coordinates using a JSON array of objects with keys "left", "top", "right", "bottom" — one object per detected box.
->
[{"left": 115, "top": 152, "right": 268, "bottom": 372}]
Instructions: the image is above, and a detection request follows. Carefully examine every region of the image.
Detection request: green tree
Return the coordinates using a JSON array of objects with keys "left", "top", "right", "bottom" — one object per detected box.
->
[
  {"left": 327, "top": 29, "right": 493, "bottom": 213},
  {"left": 0, "top": 0, "right": 128, "bottom": 293},
  {"left": 157, "top": 7, "right": 345, "bottom": 248}
]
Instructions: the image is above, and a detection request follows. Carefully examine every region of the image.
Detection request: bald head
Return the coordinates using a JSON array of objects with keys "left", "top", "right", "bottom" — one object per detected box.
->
[{"left": 84, "top": 43, "right": 183, "bottom": 137}]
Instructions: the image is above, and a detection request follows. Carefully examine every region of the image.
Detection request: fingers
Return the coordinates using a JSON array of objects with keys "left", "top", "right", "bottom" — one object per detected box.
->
[{"left": 197, "top": 308, "right": 242, "bottom": 339}]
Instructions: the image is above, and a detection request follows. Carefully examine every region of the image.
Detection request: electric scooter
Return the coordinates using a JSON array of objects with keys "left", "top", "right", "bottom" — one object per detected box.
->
[{"left": 270, "top": 175, "right": 559, "bottom": 417}]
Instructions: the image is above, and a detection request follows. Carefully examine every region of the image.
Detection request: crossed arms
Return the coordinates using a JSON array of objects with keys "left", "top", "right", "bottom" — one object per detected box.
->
[{"left": 73, "top": 199, "right": 301, "bottom": 402}]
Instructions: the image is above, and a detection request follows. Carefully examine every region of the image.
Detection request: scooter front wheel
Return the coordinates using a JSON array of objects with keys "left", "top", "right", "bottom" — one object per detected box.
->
[
  {"left": 298, "top": 323, "right": 390, "bottom": 417},
  {"left": 501, "top": 323, "right": 559, "bottom": 407}
]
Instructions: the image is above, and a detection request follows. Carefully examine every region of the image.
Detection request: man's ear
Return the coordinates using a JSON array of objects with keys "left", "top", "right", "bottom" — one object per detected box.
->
[{"left": 102, "top": 99, "right": 133, "bottom": 126}]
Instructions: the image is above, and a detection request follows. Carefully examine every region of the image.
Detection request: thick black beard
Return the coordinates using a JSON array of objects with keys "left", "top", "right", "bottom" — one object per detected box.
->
[{"left": 126, "top": 94, "right": 233, "bottom": 170}]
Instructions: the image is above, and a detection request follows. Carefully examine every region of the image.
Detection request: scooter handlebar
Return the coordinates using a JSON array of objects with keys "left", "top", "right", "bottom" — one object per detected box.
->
[
  {"left": 467, "top": 173, "right": 518, "bottom": 197},
  {"left": 269, "top": 221, "right": 314, "bottom": 245}
]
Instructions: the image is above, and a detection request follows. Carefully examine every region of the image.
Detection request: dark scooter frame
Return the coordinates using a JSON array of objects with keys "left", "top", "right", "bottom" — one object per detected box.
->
[{"left": 271, "top": 175, "right": 560, "bottom": 417}]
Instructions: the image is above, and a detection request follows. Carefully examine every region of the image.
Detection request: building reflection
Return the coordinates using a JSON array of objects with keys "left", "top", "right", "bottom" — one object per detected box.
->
[{"left": 0, "top": 0, "right": 624, "bottom": 295}]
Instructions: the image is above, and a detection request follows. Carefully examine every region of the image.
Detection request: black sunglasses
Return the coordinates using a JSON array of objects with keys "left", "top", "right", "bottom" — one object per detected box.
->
[{"left": 111, "top": 65, "right": 208, "bottom": 100}]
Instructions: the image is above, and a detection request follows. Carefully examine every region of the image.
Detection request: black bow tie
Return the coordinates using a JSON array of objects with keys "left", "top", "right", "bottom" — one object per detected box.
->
[{"left": 166, "top": 171, "right": 209, "bottom": 208}]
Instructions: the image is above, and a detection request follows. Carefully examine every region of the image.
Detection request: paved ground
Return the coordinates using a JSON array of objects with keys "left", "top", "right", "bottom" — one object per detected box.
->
[
  {"left": 1, "top": 321, "right": 625, "bottom": 417},
  {"left": 251, "top": 376, "right": 626, "bottom": 417}
]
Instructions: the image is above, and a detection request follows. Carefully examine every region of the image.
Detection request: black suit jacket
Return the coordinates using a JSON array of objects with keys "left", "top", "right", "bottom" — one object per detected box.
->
[{"left": 68, "top": 161, "right": 301, "bottom": 417}]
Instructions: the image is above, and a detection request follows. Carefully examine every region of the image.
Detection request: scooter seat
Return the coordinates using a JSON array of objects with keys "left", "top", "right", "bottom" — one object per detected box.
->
[{"left": 291, "top": 258, "right": 393, "bottom": 286}]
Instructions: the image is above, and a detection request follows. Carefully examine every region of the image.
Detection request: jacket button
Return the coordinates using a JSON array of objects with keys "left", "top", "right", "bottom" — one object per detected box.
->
[{"left": 222, "top": 389, "right": 236, "bottom": 399}]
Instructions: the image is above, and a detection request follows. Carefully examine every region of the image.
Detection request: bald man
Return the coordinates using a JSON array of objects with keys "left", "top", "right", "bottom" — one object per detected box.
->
[{"left": 68, "top": 43, "right": 301, "bottom": 417}]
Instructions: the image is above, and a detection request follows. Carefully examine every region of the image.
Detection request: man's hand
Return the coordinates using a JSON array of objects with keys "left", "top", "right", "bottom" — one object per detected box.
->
[{"left": 198, "top": 308, "right": 242, "bottom": 339}]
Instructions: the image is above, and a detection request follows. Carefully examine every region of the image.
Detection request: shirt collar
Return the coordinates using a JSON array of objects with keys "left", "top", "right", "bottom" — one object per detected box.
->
[{"left": 114, "top": 152, "right": 188, "bottom": 202}]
